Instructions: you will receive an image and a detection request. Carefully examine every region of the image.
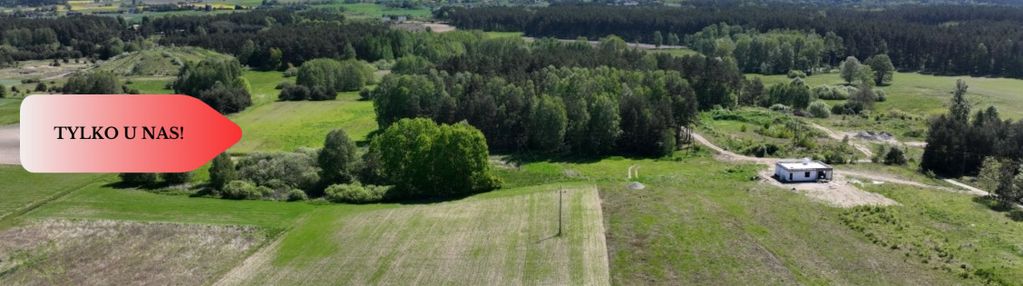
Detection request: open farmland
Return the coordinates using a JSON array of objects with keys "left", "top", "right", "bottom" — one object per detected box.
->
[
  {"left": 0, "top": 219, "right": 264, "bottom": 286},
  {"left": 220, "top": 186, "right": 609, "bottom": 285}
]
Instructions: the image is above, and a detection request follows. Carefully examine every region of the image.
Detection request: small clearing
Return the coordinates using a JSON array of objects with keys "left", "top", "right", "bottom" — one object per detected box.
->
[{"left": 0, "top": 219, "right": 264, "bottom": 286}]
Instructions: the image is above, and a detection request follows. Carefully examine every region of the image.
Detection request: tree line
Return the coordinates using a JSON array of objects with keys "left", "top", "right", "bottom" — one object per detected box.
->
[{"left": 440, "top": 4, "right": 1023, "bottom": 78}]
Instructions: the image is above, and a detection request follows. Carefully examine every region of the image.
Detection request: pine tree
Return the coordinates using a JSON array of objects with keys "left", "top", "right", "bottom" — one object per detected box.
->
[{"left": 949, "top": 79, "right": 970, "bottom": 124}]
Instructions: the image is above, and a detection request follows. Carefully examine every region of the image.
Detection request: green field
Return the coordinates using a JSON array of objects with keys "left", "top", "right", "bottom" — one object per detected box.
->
[
  {"left": 228, "top": 91, "right": 376, "bottom": 153},
  {"left": 314, "top": 3, "right": 432, "bottom": 19},
  {"left": 0, "top": 166, "right": 104, "bottom": 222},
  {"left": 0, "top": 98, "right": 20, "bottom": 125},
  {"left": 224, "top": 185, "right": 609, "bottom": 285},
  {"left": 751, "top": 72, "right": 1023, "bottom": 119},
  {"left": 95, "top": 47, "right": 233, "bottom": 77}
]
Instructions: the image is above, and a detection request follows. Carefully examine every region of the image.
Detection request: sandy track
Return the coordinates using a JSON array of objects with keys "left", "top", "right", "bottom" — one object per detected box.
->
[{"left": 0, "top": 124, "right": 18, "bottom": 165}]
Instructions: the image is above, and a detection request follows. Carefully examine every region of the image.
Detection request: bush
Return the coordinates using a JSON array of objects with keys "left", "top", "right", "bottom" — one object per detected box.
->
[
  {"left": 358, "top": 87, "right": 372, "bottom": 100},
  {"left": 160, "top": 172, "right": 193, "bottom": 185},
  {"left": 286, "top": 189, "right": 308, "bottom": 201},
  {"left": 812, "top": 85, "right": 848, "bottom": 100},
  {"left": 221, "top": 180, "right": 272, "bottom": 200},
  {"left": 769, "top": 104, "right": 791, "bottom": 113},
  {"left": 786, "top": 70, "right": 806, "bottom": 79},
  {"left": 119, "top": 173, "right": 157, "bottom": 186},
  {"left": 883, "top": 147, "right": 907, "bottom": 165},
  {"left": 209, "top": 153, "right": 237, "bottom": 191},
  {"left": 278, "top": 84, "right": 309, "bottom": 101},
  {"left": 874, "top": 88, "right": 887, "bottom": 102},
  {"left": 325, "top": 182, "right": 389, "bottom": 204},
  {"left": 807, "top": 101, "right": 831, "bottom": 118},
  {"left": 236, "top": 151, "right": 320, "bottom": 192}
]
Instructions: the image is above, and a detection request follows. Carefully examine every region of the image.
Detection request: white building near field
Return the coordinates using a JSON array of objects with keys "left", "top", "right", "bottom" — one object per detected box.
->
[{"left": 775, "top": 158, "right": 833, "bottom": 183}]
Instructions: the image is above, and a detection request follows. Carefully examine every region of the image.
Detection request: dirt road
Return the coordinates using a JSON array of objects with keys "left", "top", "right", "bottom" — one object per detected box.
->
[
  {"left": 0, "top": 124, "right": 18, "bottom": 165},
  {"left": 691, "top": 131, "right": 963, "bottom": 207}
]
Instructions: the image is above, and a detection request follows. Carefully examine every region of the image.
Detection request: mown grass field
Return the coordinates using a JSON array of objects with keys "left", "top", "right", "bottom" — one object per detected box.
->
[
  {"left": 228, "top": 91, "right": 376, "bottom": 153},
  {"left": 752, "top": 72, "right": 1023, "bottom": 119},
  {"left": 0, "top": 166, "right": 104, "bottom": 222},
  {"left": 224, "top": 185, "right": 609, "bottom": 285}
]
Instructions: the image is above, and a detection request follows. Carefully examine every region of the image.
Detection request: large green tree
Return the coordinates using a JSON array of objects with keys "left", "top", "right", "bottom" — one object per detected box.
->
[
  {"left": 62, "top": 72, "right": 122, "bottom": 94},
  {"left": 173, "top": 58, "right": 251, "bottom": 114},
  {"left": 865, "top": 54, "right": 895, "bottom": 86},
  {"left": 318, "top": 129, "right": 358, "bottom": 188},
  {"left": 369, "top": 118, "right": 499, "bottom": 199}
]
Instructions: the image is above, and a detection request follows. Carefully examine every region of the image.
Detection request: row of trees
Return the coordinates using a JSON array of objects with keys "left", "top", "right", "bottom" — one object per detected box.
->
[
  {"left": 441, "top": 4, "right": 1023, "bottom": 78},
  {"left": 686, "top": 23, "right": 832, "bottom": 74},
  {"left": 372, "top": 66, "right": 698, "bottom": 156},
  {"left": 201, "top": 120, "right": 499, "bottom": 202}
]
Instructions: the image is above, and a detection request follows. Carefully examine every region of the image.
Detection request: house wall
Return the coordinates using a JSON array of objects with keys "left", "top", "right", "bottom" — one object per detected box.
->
[{"left": 775, "top": 166, "right": 832, "bottom": 182}]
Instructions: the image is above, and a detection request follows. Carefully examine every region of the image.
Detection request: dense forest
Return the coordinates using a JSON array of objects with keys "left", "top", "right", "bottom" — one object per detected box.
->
[{"left": 441, "top": 4, "right": 1023, "bottom": 78}]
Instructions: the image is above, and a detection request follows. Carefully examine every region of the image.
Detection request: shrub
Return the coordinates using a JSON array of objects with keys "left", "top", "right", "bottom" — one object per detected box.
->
[
  {"left": 278, "top": 83, "right": 309, "bottom": 101},
  {"left": 209, "top": 153, "right": 237, "bottom": 191},
  {"left": 286, "top": 189, "right": 308, "bottom": 201},
  {"left": 769, "top": 104, "right": 791, "bottom": 113},
  {"left": 222, "top": 180, "right": 272, "bottom": 200},
  {"left": 883, "top": 147, "right": 907, "bottom": 165},
  {"left": 160, "top": 172, "right": 193, "bottom": 185},
  {"left": 325, "top": 182, "right": 389, "bottom": 204},
  {"left": 236, "top": 151, "right": 320, "bottom": 192},
  {"left": 873, "top": 88, "right": 887, "bottom": 102},
  {"left": 786, "top": 70, "right": 806, "bottom": 79},
  {"left": 358, "top": 87, "right": 372, "bottom": 100},
  {"left": 807, "top": 101, "right": 831, "bottom": 118},
  {"left": 812, "top": 85, "right": 848, "bottom": 100},
  {"left": 119, "top": 173, "right": 157, "bottom": 186}
]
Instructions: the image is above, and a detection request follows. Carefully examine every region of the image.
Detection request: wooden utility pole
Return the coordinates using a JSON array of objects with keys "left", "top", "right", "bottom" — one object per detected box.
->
[{"left": 557, "top": 189, "right": 563, "bottom": 237}]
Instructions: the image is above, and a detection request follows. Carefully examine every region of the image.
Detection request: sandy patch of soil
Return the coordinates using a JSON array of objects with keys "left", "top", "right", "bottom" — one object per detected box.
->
[{"left": 0, "top": 124, "right": 18, "bottom": 165}]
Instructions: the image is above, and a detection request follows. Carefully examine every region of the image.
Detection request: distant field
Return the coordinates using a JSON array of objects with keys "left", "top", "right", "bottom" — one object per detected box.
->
[
  {"left": 228, "top": 91, "right": 376, "bottom": 153},
  {"left": 649, "top": 47, "right": 700, "bottom": 57},
  {"left": 315, "top": 3, "right": 431, "bottom": 19},
  {"left": 128, "top": 78, "right": 174, "bottom": 94},
  {"left": 483, "top": 31, "right": 523, "bottom": 39},
  {"left": 95, "top": 47, "right": 233, "bottom": 77},
  {"left": 221, "top": 185, "right": 609, "bottom": 285},
  {"left": 751, "top": 72, "right": 1023, "bottom": 119},
  {"left": 242, "top": 70, "right": 292, "bottom": 106}
]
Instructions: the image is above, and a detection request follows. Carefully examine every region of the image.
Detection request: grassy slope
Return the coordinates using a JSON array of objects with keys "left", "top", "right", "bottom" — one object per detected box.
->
[
  {"left": 751, "top": 72, "right": 1023, "bottom": 119},
  {"left": 854, "top": 183, "right": 1023, "bottom": 284},
  {"left": 0, "top": 166, "right": 104, "bottom": 222},
  {"left": 324, "top": 3, "right": 432, "bottom": 19},
  {"left": 228, "top": 91, "right": 376, "bottom": 153},
  {"left": 0, "top": 98, "right": 20, "bottom": 125},
  {"left": 230, "top": 185, "right": 609, "bottom": 285}
]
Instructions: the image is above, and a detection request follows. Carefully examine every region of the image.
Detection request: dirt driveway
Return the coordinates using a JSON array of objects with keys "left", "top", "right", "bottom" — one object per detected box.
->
[
  {"left": 0, "top": 124, "right": 17, "bottom": 165},
  {"left": 693, "top": 131, "right": 899, "bottom": 207}
]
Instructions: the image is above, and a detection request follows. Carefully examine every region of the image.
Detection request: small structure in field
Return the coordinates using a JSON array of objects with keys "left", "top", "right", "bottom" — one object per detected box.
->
[{"left": 775, "top": 158, "right": 833, "bottom": 183}]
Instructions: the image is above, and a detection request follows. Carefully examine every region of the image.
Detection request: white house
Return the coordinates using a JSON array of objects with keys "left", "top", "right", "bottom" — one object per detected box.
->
[{"left": 775, "top": 158, "right": 833, "bottom": 183}]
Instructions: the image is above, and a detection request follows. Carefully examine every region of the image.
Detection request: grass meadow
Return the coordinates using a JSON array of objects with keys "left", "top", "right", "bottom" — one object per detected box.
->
[
  {"left": 0, "top": 98, "right": 20, "bottom": 125},
  {"left": 752, "top": 72, "right": 1023, "bottom": 119},
  {"left": 228, "top": 91, "right": 376, "bottom": 153}
]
